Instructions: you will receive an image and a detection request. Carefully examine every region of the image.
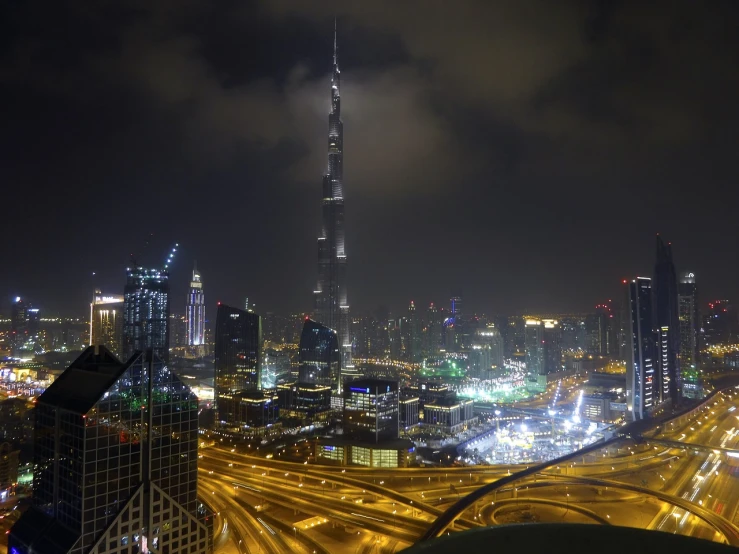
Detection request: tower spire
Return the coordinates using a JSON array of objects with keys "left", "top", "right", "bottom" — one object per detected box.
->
[{"left": 333, "top": 17, "right": 338, "bottom": 67}]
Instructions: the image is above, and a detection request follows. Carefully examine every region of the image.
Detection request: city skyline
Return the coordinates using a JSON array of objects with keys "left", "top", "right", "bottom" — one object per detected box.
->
[{"left": 3, "top": 2, "right": 739, "bottom": 317}]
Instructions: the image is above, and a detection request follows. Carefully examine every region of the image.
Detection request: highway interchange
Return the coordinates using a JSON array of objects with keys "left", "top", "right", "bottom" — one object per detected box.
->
[{"left": 199, "top": 386, "right": 739, "bottom": 553}]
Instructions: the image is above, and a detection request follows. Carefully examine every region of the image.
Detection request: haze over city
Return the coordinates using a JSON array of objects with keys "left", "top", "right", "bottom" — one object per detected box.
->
[{"left": 3, "top": 1, "right": 739, "bottom": 318}]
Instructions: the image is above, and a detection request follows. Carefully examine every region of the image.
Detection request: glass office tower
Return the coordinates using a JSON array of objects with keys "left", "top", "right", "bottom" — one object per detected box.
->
[
  {"left": 122, "top": 266, "right": 170, "bottom": 363},
  {"left": 214, "top": 303, "right": 262, "bottom": 402},
  {"left": 298, "top": 319, "right": 340, "bottom": 391},
  {"left": 343, "top": 378, "right": 399, "bottom": 443},
  {"left": 9, "top": 346, "right": 210, "bottom": 554}
]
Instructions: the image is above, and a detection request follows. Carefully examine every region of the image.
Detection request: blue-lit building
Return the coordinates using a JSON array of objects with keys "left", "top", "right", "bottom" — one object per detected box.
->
[
  {"left": 627, "top": 277, "right": 657, "bottom": 420},
  {"left": 122, "top": 266, "right": 170, "bottom": 363},
  {"left": 186, "top": 263, "right": 205, "bottom": 347},
  {"left": 9, "top": 346, "right": 211, "bottom": 554},
  {"left": 298, "top": 319, "right": 340, "bottom": 391}
]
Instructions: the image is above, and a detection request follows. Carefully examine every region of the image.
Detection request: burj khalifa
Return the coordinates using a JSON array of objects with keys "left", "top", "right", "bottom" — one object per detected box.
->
[{"left": 314, "top": 21, "right": 352, "bottom": 373}]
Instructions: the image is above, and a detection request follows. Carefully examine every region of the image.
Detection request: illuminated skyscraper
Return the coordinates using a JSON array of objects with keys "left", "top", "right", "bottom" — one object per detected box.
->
[
  {"left": 90, "top": 290, "right": 124, "bottom": 358},
  {"left": 186, "top": 263, "right": 205, "bottom": 346},
  {"left": 653, "top": 235, "right": 681, "bottom": 403},
  {"left": 9, "top": 347, "right": 211, "bottom": 554},
  {"left": 122, "top": 266, "right": 170, "bottom": 363},
  {"left": 314, "top": 22, "right": 351, "bottom": 369},
  {"left": 10, "top": 296, "right": 27, "bottom": 353},
  {"left": 525, "top": 319, "right": 545, "bottom": 391},
  {"left": 678, "top": 273, "right": 699, "bottom": 370},
  {"left": 627, "top": 277, "right": 656, "bottom": 420}
]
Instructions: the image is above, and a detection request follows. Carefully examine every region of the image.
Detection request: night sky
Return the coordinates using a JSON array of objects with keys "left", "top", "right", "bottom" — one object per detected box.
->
[{"left": 2, "top": 1, "right": 738, "bottom": 319}]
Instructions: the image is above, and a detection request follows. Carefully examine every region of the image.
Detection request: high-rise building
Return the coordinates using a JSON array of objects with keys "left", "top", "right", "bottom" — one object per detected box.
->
[
  {"left": 450, "top": 296, "right": 463, "bottom": 318},
  {"left": 214, "top": 304, "right": 262, "bottom": 409},
  {"left": 297, "top": 319, "right": 340, "bottom": 390},
  {"left": 186, "top": 263, "right": 205, "bottom": 346},
  {"left": 314, "top": 23, "right": 351, "bottom": 369},
  {"left": 10, "top": 296, "right": 27, "bottom": 353},
  {"left": 9, "top": 347, "right": 210, "bottom": 554},
  {"left": 424, "top": 303, "right": 443, "bottom": 357},
  {"left": 525, "top": 319, "right": 545, "bottom": 391},
  {"left": 89, "top": 290, "right": 124, "bottom": 358},
  {"left": 542, "top": 319, "right": 563, "bottom": 374},
  {"left": 585, "top": 302, "right": 615, "bottom": 356},
  {"left": 406, "top": 301, "right": 422, "bottom": 362},
  {"left": 703, "top": 300, "right": 738, "bottom": 346},
  {"left": 678, "top": 273, "right": 700, "bottom": 371},
  {"left": 653, "top": 235, "right": 681, "bottom": 404},
  {"left": 470, "top": 325, "right": 504, "bottom": 379},
  {"left": 122, "top": 266, "right": 170, "bottom": 363},
  {"left": 626, "top": 277, "right": 657, "bottom": 420},
  {"left": 343, "top": 378, "right": 399, "bottom": 443}
]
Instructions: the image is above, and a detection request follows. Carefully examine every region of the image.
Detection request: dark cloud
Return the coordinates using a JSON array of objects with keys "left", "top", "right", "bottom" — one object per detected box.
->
[{"left": 1, "top": 0, "right": 738, "bottom": 318}]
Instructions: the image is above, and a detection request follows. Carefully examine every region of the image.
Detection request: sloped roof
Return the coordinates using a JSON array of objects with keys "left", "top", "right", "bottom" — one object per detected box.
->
[{"left": 37, "top": 346, "right": 134, "bottom": 415}]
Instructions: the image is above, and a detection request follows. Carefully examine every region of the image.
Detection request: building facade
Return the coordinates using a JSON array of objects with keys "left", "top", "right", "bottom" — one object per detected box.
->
[
  {"left": 9, "top": 347, "right": 210, "bottom": 554},
  {"left": 678, "top": 272, "right": 699, "bottom": 374},
  {"left": 653, "top": 235, "right": 681, "bottom": 404},
  {"left": 90, "top": 291, "right": 124, "bottom": 359},
  {"left": 314, "top": 24, "right": 351, "bottom": 370},
  {"left": 626, "top": 277, "right": 656, "bottom": 420},
  {"left": 186, "top": 263, "right": 205, "bottom": 347},
  {"left": 214, "top": 304, "right": 262, "bottom": 422},
  {"left": 122, "top": 266, "right": 170, "bottom": 363},
  {"left": 343, "top": 378, "right": 399, "bottom": 443},
  {"left": 298, "top": 319, "right": 340, "bottom": 390}
]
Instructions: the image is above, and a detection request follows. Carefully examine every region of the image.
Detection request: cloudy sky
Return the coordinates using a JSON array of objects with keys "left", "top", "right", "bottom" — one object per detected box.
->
[{"left": 2, "top": 0, "right": 738, "bottom": 318}]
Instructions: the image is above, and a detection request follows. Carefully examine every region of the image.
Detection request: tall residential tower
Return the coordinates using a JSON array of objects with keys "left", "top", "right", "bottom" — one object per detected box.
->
[{"left": 314, "top": 22, "right": 351, "bottom": 369}]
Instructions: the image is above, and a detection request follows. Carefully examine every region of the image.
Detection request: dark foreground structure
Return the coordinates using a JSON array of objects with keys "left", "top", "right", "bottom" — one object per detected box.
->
[{"left": 9, "top": 346, "right": 211, "bottom": 554}]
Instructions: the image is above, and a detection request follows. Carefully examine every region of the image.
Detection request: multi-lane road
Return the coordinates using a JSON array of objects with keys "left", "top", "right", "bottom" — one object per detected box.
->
[{"left": 200, "top": 386, "right": 739, "bottom": 553}]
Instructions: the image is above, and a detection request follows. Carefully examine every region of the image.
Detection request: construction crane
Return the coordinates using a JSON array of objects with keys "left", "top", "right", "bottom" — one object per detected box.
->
[{"left": 163, "top": 242, "right": 179, "bottom": 270}]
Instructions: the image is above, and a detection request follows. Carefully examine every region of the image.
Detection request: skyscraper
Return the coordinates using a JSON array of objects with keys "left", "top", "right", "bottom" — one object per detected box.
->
[
  {"left": 90, "top": 290, "right": 124, "bottom": 358},
  {"left": 186, "top": 263, "right": 205, "bottom": 346},
  {"left": 9, "top": 347, "right": 210, "bottom": 554},
  {"left": 122, "top": 266, "right": 170, "bottom": 363},
  {"left": 678, "top": 273, "right": 700, "bottom": 371},
  {"left": 10, "top": 296, "right": 27, "bottom": 354},
  {"left": 214, "top": 303, "right": 262, "bottom": 395},
  {"left": 314, "top": 22, "right": 351, "bottom": 369},
  {"left": 704, "top": 299, "right": 738, "bottom": 346},
  {"left": 298, "top": 318, "right": 340, "bottom": 390},
  {"left": 627, "top": 277, "right": 656, "bottom": 420},
  {"left": 406, "top": 301, "right": 422, "bottom": 362},
  {"left": 525, "top": 319, "right": 545, "bottom": 392},
  {"left": 542, "top": 319, "right": 563, "bottom": 374},
  {"left": 653, "top": 235, "right": 681, "bottom": 404},
  {"left": 470, "top": 325, "right": 504, "bottom": 379}
]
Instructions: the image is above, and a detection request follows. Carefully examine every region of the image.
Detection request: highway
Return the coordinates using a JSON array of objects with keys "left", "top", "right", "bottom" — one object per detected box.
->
[{"left": 198, "top": 385, "right": 739, "bottom": 552}]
